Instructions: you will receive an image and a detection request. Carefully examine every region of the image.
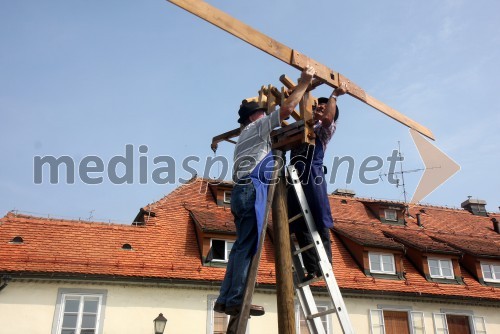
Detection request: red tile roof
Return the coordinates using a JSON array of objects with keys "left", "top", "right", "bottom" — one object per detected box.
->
[
  {"left": 383, "top": 228, "right": 461, "bottom": 255},
  {"left": 1, "top": 179, "right": 499, "bottom": 302},
  {"left": 430, "top": 234, "right": 500, "bottom": 259},
  {"left": 188, "top": 206, "right": 235, "bottom": 234},
  {"left": 334, "top": 221, "right": 404, "bottom": 251}
]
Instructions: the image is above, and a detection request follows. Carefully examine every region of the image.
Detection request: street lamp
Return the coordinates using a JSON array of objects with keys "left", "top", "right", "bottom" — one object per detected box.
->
[{"left": 153, "top": 313, "right": 167, "bottom": 334}]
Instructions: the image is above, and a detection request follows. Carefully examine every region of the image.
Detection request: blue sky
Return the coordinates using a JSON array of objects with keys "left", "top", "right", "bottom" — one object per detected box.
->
[{"left": 1, "top": 0, "right": 499, "bottom": 224}]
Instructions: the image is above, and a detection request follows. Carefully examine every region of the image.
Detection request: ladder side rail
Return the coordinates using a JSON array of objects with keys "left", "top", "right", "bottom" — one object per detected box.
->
[
  {"left": 296, "top": 286, "right": 326, "bottom": 334},
  {"left": 287, "top": 166, "right": 355, "bottom": 334},
  {"left": 291, "top": 238, "right": 325, "bottom": 334}
]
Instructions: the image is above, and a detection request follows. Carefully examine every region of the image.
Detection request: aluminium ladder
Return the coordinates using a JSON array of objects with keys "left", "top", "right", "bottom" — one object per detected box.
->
[{"left": 287, "top": 165, "right": 355, "bottom": 334}]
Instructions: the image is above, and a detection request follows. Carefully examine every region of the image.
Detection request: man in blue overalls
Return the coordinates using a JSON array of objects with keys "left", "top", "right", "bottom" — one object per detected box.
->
[
  {"left": 289, "top": 83, "right": 347, "bottom": 281},
  {"left": 214, "top": 66, "right": 317, "bottom": 317}
]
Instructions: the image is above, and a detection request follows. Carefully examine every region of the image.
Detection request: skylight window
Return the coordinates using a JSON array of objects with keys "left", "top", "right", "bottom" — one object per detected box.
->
[
  {"left": 369, "top": 252, "right": 395, "bottom": 274},
  {"left": 10, "top": 236, "right": 24, "bottom": 244},
  {"left": 481, "top": 262, "right": 500, "bottom": 283},
  {"left": 428, "top": 258, "right": 454, "bottom": 279},
  {"left": 122, "top": 243, "right": 133, "bottom": 250}
]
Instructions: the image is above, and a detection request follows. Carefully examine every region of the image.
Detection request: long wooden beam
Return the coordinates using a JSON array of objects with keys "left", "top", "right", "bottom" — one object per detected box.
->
[{"left": 166, "top": 0, "right": 435, "bottom": 140}]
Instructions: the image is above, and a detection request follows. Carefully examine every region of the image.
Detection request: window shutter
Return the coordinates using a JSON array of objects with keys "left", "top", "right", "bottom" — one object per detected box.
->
[
  {"left": 410, "top": 311, "right": 426, "bottom": 334},
  {"left": 473, "top": 316, "right": 487, "bottom": 334},
  {"left": 432, "top": 313, "right": 448, "bottom": 334},
  {"left": 370, "top": 309, "right": 385, "bottom": 334}
]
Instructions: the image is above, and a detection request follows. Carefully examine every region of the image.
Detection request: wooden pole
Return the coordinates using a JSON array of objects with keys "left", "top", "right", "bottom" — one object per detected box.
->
[{"left": 272, "top": 150, "right": 296, "bottom": 334}]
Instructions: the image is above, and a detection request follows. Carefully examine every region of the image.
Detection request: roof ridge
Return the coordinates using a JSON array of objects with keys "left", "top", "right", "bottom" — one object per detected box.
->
[
  {"left": 1, "top": 212, "right": 139, "bottom": 229},
  {"left": 144, "top": 178, "right": 207, "bottom": 208}
]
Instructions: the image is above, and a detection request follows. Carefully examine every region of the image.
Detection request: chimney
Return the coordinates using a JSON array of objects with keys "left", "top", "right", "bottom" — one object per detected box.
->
[
  {"left": 461, "top": 197, "right": 488, "bottom": 217},
  {"left": 492, "top": 218, "right": 500, "bottom": 234},
  {"left": 333, "top": 188, "right": 356, "bottom": 197},
  {"left": 416, "top": 213, "right": 423, "bottom": 227}
]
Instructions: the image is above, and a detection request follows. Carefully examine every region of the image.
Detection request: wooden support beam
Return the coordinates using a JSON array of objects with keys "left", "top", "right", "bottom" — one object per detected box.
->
[
  {"left": 299, "top": 92, "right": 315, "bottom": 146},
  {"left": 279, "top": 74, "right": 296, "bottom": 89},
  {"left": 271, "top": 120, "right": 305, "bottom": 151},
  {"left": 309, "top": 78, "right": 324, "bottom": 91},
  {"left": 211, "top": 127, "right": 241, "bottom": 152},
  {"left": 272, "top": 152, "right": 296, "bottom": 334},
  {"left": 166, "top": 0, "right": 435, "bottom": 140}
]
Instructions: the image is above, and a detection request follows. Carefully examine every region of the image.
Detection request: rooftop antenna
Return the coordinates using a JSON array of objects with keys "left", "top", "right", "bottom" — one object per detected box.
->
[
  {"left": 379, "top": 141, "right": 436, "bottom": 217},
  {"left": 88, "top": 210, "right": 95, "bottom": 221},
  {"left": 398, "top": 141, "right": 408, "bottom": 205}
]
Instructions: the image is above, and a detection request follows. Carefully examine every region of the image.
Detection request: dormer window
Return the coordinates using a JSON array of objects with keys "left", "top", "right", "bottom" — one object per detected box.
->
[
  {"left": 207, "top": 182, "right": 234, "bottom": 207},
  {"left": 384, "top": 209, "right": 397, "bottom": 222},
  {"left": 481, "top": 262, "right": 500, "bottom": 283},
  {"left": 210, "top": 239, "right": 234, "bottom": 262},
  {"left": 223, "top": 191, "right": 232, "bottom": 204},
  {"left": 428, "top": 258, "right": 454, "bottom": 279},
  {"left": 369, "top": 252, "right": 395, "bottom": 274}
]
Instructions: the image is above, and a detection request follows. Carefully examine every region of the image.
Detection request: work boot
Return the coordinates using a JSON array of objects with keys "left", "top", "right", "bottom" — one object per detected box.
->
[
  {"left": 304, "top": 270, "right": 323, "bottom": 282},
  {"left": 224, "top": 304, "right": 265, "bottom": 316},
  {"left": 213, "top": 302, "right": 226, "bottom": 313}
]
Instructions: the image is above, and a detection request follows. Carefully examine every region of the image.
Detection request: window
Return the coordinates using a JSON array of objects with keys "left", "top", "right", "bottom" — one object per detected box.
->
[
  {"left": 433, "top": 312, "right": 487, "bottom": 334},
  {"left": 428, "top": 258, "right": 454, "bottom": 279},
  {"left": 207, "top": 296, "right": 249, "bottom": 334},
  {"left": 296, "top": 302, "right": 330, "bottom": 333},
  {"left": 481, "top": 262, "right": 500, "bottom": 283},
  {"left": 223, "top": 191, "right": 232, "bottom": 204},
  {"left": 369, "top": 252, "right": 396, "bottom": 274},
  {"left": 370, "top": 309, "right": 424, "bottom": 334},
  {"left": 210, "top": 239, "right": 234, "bottom": 262},
  {"left": 384, "top": 209, "right": 398, "bottom": 222},
  {"left": 53, "top": 289, "right": 106, "bottom": 334}
]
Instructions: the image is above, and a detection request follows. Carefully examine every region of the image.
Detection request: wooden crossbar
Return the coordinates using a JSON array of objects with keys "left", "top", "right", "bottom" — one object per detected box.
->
[{"left": 166, "top": 0, "right": 435, "bottom": 140}]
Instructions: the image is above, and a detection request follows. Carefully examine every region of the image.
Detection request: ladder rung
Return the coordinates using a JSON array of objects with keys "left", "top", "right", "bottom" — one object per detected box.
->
[
  {"left": 306, "top": 308, "right": 337, "bottom": 320},
  {"left": 293, "top": 243, "right": 314, "bottom": 256},
  {"left": 288, "top": 212, "right": 303, "bottom": 224},
  {"left": 296, "top": 275, "right": 323, "bottom": 288}
]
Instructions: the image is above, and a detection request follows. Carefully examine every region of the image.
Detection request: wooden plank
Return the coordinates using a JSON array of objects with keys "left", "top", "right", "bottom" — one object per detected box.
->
[
  {"left": 279, "top": 74, "right": 296, "bottom": 89},
  {"left": 308, "top": 78, "right": 324, "bottom": 91},
  {"left": 167, "top": 0, "right": 435, "bottom": 140},
  {"left": 167, "top": 0, "right": 293, "bottom": 64},
  {"left": 336, "top": 73, "right": 435, "bottom": 140},
  {"left": 211, "top": 127, "right": 241, "bottom": 152},
  {"left": 291, "top": 50, "right": 339, "bottom": 88},
  {"left": 271, "top": 120, "right": 304, "bottom": 151}
]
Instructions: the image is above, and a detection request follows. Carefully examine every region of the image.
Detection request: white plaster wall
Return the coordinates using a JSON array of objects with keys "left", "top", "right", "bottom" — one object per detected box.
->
[
  {"left": 0, "top": 281, "right": 499, "bottom": 334},
  {"left": 0, "top": 281, "right": 279, "bottom": 334},
  {"left": 337, "top": 296, "right": 500, "bottom": 334}
]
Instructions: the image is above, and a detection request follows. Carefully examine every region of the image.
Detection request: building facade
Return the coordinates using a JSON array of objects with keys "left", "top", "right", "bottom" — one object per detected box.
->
[{"left": 1, "top": 179, "right": 499, "bottom": 333}]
